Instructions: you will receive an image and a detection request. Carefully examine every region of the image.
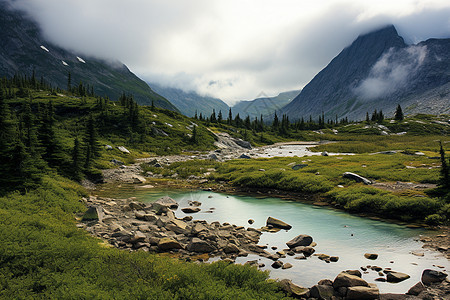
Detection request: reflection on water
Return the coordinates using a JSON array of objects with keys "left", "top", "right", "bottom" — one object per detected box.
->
[{"left": 100, "top": 187, "right": 449, "bottom": 294}]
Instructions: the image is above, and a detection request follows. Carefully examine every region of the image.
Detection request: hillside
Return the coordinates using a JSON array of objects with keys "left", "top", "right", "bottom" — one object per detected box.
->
[
  {"left": 281, "top": 25, "right": 450, "bottom": 121},
  {"left": 0, "top": 1, "right": 177, "bottom": 110},
  {"left": 149, "top": 82, "right": 229, "bottom": 117}
]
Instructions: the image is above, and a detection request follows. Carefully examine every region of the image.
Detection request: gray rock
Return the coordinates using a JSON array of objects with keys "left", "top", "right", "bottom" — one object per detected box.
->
[
  {"left": 152, "top": 196, "right": 179, "bottom": 212},
  {"left": 343, "top": 172, "right": 372, "bottom": 185},
  {"left": 234, "top": 139, "right": 252, "bottom": 149},
  {"left": 130, "top": 231, "right": 147, "bottom": 243},
  {"left": 321, "top": 151, "right": 329, "bottom": 156},
  {"left": 271, "top": 261, "right": 283, "bottom": 269},
  {"left": 292, "top": 164, "right": 308, "bottom": 170},
  {"left": 286, "top": 234, "right": 313, "bottom": 248},
  {"left": 166, "top": 220, "right": 188, "bottom": 235},
  {"left": 105, "top": 145, "right": 113, "bottom": 150},
  {"left": 239, "top": 154, "right": 251, "bottom": 159},
  {"left": 117, "top": 146, "right": 130, "bottom": 154},
  {"left": 82, "top": 206, "right": 103, "bottom": 222},
  {"left": 186, "top": 238, "right": 216, "bottom": 253},
  {"left": 110, "top": 159, "right": 124, "bottom": 165},
  {"left": 223, "top": 243, "right": 240, "bottom": 254},
  {"left": 266, "top": 216, "right": 292, "bottom": 230},
  {"left": 282, "top": 263, "right": 293, "bottom": 269},
  {"left": 421, "top": 269, "right": 448, "bottom": 285}
]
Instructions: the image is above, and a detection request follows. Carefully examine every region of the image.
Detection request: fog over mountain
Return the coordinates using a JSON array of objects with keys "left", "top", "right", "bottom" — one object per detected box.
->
[{"left": 6, "top": 0, "right": 450, "bottom": 104}]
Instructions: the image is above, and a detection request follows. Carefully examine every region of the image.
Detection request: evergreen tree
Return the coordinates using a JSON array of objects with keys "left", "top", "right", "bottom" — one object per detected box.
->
[
  {"left": 217, "top": 110, "right": 223, "bottom": 123},
  {"left": 394, "top": 104, "right": 404, "bottom": 121},
  {"left": 72, "top": 137, "right": 83, "bottom": 181},
  {"left": 438, "top": 141, "right": 450, "bottom": 190},
  {"left": 227, "top": 108, "right": 233, "bottom": 125},
  {"left": 67, "top": 72, "right": 72, "bottom": 92},
  {"left": 190, "top": 125, "right": 199, "bottom": 144},
  {"left": 272, "top": 112, "right": 279, "bottom": 130},
  {"left": 366, "top": 112, "right": 370, "bottom": 123},
  {"left": 210, "top": 109, "right": 216, "bottom": 123}
]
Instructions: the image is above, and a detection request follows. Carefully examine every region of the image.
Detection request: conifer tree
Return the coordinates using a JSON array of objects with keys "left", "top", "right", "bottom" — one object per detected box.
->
[
  {"left": 272, "top": 112, "right": 279, "bottom": 130},
  {"left": 394, "top": 104, "right": 404, "bottom": 121},
  {"left": 72, "top": 137, "right": 83, "bottom": 181},
  {"left": 217, "top": 110, "right": 223, "bottom": 123},
  {"left": 438, "top": 141, "right": 450, "bottom": 190},
  {"left": 227, "top": 108, "right": 233, "bottom": 125}
]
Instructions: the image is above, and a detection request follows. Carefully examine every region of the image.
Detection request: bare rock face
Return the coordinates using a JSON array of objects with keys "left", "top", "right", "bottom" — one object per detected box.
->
[
  {"left": 286, "top": 234, "right": 313, "bottom": 248},
  {"left": 266, "top": 216, "right": 292, "bottom": 230}
]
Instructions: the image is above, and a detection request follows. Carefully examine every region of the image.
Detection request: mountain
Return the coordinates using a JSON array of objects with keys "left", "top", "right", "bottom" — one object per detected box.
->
[
  {"left": 0, "top": 1, "right": 176, "bottom": 110},
  {"left": 232, "top": 90, "right": 300, "bottom": 119},
  {"left": 281, "top": 25, "right": 450, "bottom": 121},
  {"left": 148, "top": 82, "right": 229, "bottom": 117}
]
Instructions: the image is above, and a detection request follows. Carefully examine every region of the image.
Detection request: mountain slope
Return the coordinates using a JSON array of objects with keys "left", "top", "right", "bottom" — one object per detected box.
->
[
  {"left": 232, "top": 90, "right": 300, "bottom": 119},
  {"left": 148, "top": 82, "right": 229, "bottom": 117},
  {"left": 0, "top": 1, "right": 176, "bottom": 110},
  {"left": 281, "top": 25, "right": 450, "bottom": 121}
]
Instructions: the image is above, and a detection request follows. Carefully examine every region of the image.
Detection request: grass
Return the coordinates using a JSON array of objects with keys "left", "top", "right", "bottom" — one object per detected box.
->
[{"left": 0, "top": 174, "right": 288, "bottom": 299}]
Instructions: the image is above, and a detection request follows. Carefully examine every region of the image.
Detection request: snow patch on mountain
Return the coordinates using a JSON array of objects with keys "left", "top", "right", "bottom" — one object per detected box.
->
[
  {"left": 40, "top": 45, "right": 49, "bottom": 52},
  {"left": 77, "top": 56, "right": 86, "bottom": 63}
]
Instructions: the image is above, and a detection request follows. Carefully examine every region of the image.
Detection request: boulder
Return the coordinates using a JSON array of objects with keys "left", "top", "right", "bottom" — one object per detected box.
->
[
  {"left": 181, "top": 207, "right": 201, "bottom": 213},
  {"left": 282, "top": 263, "right": 293, "bottom": 269},
  {"left": 421, "top": 269, "right": 448, "bottom": 285},
  {"left": 191, "top": 223, "right": 208, "bottom": 235},
  {"left": 158, "top": 237, "right": 183, "bottom": 251},
  {"left": 271, "top": 261, "right": 283, "bottom": 269},
  {"left": 117, "top": 146, "right": 130, "bottom": 154},
  {"left": 346, "top": 286, "right": 380, "bottom": 300},
  {"left": 386, "top": 271, "right": 410, "bottom": 283},
  {"left": 310, "top": 284, "right": 335, "bottom": 300},
  {"left": 345, "top": 270, "right": 362, "bottom": 278},
  {"left": 239, "top": 154, "right": 251, "bottom": 159},
  {"left": 110, "top": 159, "right": 124, "bottom": 165},
  {"left": 188, "top": 200, "right": 202, "bottom": 207},
  {"left": 279, "top": 279, "right": 310, "bottom": 298},
  {"left": 234, "top": 139, "right": 252, "bottom": 149},
  {"left": 333, "top": 272, "right": 370, "bottom": 289},
  {"left": 82, "top": 206, "right": 103, "bottom": 222},
  {"left": 130, "top": 231, "right": 147, "bottom": 244},
  {"left": 364, "top": 253, "right": 378, "bottom": 260},
  {"left": 248, "top": 219, "right": 254, "bottom": 225},
  {"left": 286, "top": 234, "right": 313, "bottom": 248},
  {"left": 166, "top": 220, "right": 188, "bottom": 235},
  {"left": 293, "top": 246, "right": 315, "bottom": 256},
  {"left": 152, "top": 196, "right": 179, "bottom": 211},
  {"left": 266, "top": 216, "right": 292, "bottom": 230},
  {"left": 343, "top": 172, "right": 372, "bottom": 185},
  {"left": 406, "top": 282, "right": 425, "bottom": 296},
  {"left": 186, "top": 238, "right": 216, "bottom": 253},
  {"left": 132, "top": 175, "right": 146, "bottom": 184},
  {"left": 223, "top": 243, "right": 240, "bottom": 254}
]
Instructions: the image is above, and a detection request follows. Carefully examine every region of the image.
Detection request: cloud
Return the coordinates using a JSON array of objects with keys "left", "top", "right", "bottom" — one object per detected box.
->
[
  {"left": 354, "top": 45, "right": 428, "bottom": 100},
  {"left": 7, "top": 0, "right": 450, "bottom": 104}
]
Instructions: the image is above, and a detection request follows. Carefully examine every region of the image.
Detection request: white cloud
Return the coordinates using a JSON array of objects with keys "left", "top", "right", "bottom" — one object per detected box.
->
[
  {"left": 9, "top": 0, "right": 450, "bottom": 104},
  {"left": 354, "top": 45, "right": 428, "bottom": 100}
]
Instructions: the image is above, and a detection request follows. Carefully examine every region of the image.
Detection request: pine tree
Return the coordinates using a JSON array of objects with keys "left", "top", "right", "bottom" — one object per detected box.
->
[
  {"left": 438, "top": 141, "right": 450, "bottom": 190},
  {"left": 394, "top": 104, "right": 404, "bottom": 121},
  {"left": 190, "top": 125, "right": 199, "bottom": 144},
  {"left": 227, "top": 108, "right": 233, "bottom": 125},
  {"left": 217, "top": 110, "right": 223, "bottom": 123},
  {"left": 72, "top": 137, "right": 83, "bottom": 181},
  {"left": 272, "top": 112, "right": 279, "bottom": 130}
]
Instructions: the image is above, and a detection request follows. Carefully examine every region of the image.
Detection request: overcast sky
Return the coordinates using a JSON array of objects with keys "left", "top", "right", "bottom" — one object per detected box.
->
[{"left": 10, "top": 0, "right": 450, "bottom": 104}]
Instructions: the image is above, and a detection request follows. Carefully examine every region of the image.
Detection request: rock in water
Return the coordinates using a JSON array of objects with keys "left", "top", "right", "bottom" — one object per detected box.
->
[
  {"left": 266, "top": 216, "right": 292, "bottom": 230},
  {"left": 421, "top": 269, "right": 448, "bottom": 285},
  {"left": 386, "top": 271, "right": 410, "bottom": 283},
  {"left": 343, "top": 172, "right": 372, "bottom": 185},
  {"left": 181, "top": 207, "right": 201, "bottom": 213},
  {"left": 286, "top": 234, "right": 313, "bottom": 248},
  {"left": 152, "top": 196, "right": 179, "bottom": 213},
  {"left": 364, "top": 253, "right": 378, "bottom": 260}
]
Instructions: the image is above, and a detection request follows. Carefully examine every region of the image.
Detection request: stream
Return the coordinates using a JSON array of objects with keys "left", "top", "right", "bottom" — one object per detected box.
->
[{"left": 100, "top": 187, "right": 449, "bottom": 294}]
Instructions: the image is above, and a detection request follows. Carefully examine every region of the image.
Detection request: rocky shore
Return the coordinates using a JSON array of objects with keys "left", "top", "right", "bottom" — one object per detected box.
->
[{"left": 79, "top": 194, "right": 449, "bottom": 299}]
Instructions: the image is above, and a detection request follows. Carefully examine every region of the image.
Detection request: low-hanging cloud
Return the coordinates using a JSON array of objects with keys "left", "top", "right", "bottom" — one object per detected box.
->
[
  {"left": 6, "top": 0, "right": 450, "bottom": 104},
  {"left": 354, "top": 45, "right": 428, "bottom": 100}
]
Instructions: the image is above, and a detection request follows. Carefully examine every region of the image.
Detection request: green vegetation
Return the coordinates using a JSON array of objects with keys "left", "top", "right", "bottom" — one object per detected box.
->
[{"left": 0, "top": 75, "right": 288, "bottom": 298}]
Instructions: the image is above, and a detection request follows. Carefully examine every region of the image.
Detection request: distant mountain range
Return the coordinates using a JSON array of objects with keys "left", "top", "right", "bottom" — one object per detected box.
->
[
  {"left": 151, "top": 82, "right": 299, "bottom": 120},
  {"left": 0, "top": 2, "right": 176, "bottom": 110},
  {"left": 231, "top": 90, "right": 300, "bottom": 120},
  {"left": 281, "top": 25, "right": 450, "bottom": 121},
  {"left": 148, "top": 82, "right": 229, "bottom": 118}
]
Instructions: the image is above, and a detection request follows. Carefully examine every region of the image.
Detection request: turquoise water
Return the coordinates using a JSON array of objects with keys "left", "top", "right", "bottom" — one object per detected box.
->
[{"left": 104, "top": 187, "right": 449, "bottom": 293}]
